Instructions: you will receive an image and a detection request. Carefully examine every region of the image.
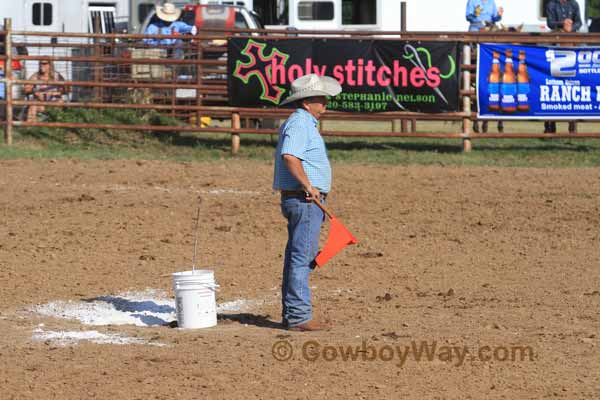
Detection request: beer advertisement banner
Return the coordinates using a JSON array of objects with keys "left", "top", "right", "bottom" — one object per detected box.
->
[
  {"left": 478, "top": 43, "right": 600, "bottom": 120},
  {"left": 228, "top": 38, "right": 460, "bottom": 113}
]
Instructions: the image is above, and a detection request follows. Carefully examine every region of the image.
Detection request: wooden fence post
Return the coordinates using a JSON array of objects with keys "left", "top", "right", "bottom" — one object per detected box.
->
[
  {"left": 462, "top": 44, "right": 472, "bottom": 153},
  {"left": 400, "top": 2, "right": 407, "bottom": 32},
  {"left": 3, "top": 18, "right": 13, "bottom": 145},
  {"left": 401, "top": 119, "right": 408, "bottom": 132},
  {"left": 394, "top": 2, "right": 408, "bottom": 133},
  {"left": 196, "top": 39, "right": 203, "bottom": 128},
  {"left": 231, "top": 112, "right": 240, "bottom": 154},
  {"left": 93, "top": 18, "right": 102, "bottom": 101}
]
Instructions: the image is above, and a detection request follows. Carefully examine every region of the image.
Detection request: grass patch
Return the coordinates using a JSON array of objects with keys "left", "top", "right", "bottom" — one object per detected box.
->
[{"left": 2, "top": 110, "right": 600, "bottom": 167}]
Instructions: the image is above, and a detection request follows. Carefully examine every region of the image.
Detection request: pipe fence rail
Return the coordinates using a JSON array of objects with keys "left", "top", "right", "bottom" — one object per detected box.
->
[{"left": 2, "top": 18, "right": 600, "bottom": 152}]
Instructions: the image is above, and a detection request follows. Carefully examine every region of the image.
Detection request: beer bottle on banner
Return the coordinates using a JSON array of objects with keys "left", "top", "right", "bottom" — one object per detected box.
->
[
  {"left": 500, "top": 49, "right": 517, "bottom": 113},
  {"left": 487, "top": 51, "right": 501, "bottom": 112},
  {"left": 517, "top": 50, "right": 530, "bottom": 112}
]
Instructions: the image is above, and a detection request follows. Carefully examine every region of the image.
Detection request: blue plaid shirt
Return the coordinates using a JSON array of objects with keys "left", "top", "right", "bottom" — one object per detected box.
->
[
  {"left": 143, "top": 21, "right": 194, "bottom": 45},
  {"left": 273, "top": 108, "right": 331, "bottom": 193}
]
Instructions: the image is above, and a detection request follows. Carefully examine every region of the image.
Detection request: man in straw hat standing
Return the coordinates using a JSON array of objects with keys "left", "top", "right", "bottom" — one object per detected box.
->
[{"left": 273, "top": 74, "right": 342, "bottom": 332}]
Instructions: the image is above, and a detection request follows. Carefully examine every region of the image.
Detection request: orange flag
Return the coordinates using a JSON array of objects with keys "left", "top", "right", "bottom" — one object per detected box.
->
[{"left": 314, "top": 213, "right": 358, "bottom": 268}]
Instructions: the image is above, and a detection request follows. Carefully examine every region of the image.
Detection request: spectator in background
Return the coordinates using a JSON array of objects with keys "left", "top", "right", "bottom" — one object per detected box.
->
[
  {"left": 23, "top": 60, "right": 68, "bottom": 122},
  {"left": 467, "top": 0, "right": 505, "bottom": 133},
  {"left": 589, "top": 17, "right": 600, "bottom": 33},
  {"left": 545, "top": 0, "right": 582, "bottom": 134},
  {"left": 466, "top": 0, "right": 504, "bottom": 32},
  {"left": 546, "top": 0, "right": 582, "bottom": 33},
  {"left": 143, "top": 2, "right": 196, "bottom": 59}
]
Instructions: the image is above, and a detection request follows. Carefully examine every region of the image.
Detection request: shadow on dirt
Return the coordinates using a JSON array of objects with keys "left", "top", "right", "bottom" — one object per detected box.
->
[{"left": 218, "top": 313, "right": 284, "bottom": 330}]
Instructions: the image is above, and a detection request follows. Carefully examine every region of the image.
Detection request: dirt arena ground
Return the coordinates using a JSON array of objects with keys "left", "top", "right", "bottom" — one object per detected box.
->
[{"left": 1, "top": 158, "right": 599, "bottom": 399}]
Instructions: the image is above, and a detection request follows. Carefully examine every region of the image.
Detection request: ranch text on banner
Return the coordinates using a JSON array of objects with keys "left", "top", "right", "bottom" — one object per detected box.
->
[{"left": 478, "top": 43, "right": 600, "bottom": 120}]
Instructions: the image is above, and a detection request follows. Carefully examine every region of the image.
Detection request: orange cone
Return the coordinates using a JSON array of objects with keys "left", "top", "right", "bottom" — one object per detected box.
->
[{"left": 315, "top": 216, "right": 358, "bottom": 268}]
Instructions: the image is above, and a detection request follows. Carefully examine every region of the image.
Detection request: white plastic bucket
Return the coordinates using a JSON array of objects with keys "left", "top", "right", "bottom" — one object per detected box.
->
[{"left": 172, "top": 270, "right": 218, "bottom": 329}]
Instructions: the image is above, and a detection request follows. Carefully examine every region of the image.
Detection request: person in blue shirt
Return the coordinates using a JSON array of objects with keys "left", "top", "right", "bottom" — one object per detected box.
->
[
  {"left": 544, "top": 0, "right": 582, "bottom": 134},
  {"left": 467, "top": 0, "right": 504, "bottom": 134},
  {"left": 466, "top": 0, "right": 504, "bottom": 32},
  {"left": 273, "top": 74, "right": 341, "bottom": 332},
  {"left": 143, "top": 3, "right": 196, "bottom": 56}
]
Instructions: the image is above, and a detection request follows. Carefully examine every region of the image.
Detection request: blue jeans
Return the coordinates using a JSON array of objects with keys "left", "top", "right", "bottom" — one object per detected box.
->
[{"left": 280, "top": 195, "right": 325, "bottom": 327}]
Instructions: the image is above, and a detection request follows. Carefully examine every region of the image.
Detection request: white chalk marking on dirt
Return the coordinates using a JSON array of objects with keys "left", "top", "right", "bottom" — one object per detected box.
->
[
  {"left": 32, "top": 328, "right": 166, "bottom": 347},
  {"left": 204, "top": 189, "right": 261, "bottom": 196},
  {"left": 97, "top": 184, "right": 261, "bottom": 196},
  {"left": 330, "top": 288, "right": 355, "bottom": 295},
  {"left": 217, "top": 299, "right": 269, "bottom": 313},
  {"left": 32, "top": 289, "right": 267, "bottom": 327},
  {"left": 34, "top": 289, "right": 176, "bottom": 327}
]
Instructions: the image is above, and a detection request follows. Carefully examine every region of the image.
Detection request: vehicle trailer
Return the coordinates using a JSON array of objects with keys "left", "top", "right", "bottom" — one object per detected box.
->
[{"left": 223, "top": 0, "right": 592, "bottom": 33}]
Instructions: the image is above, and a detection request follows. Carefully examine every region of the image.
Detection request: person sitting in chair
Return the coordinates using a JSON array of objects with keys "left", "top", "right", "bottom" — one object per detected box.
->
[{"left": 23, "top": 60, "right": 68, "bottom": 122}]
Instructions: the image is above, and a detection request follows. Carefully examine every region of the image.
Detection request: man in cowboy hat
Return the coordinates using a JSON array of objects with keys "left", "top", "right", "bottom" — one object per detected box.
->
[
  {"left": 273, "top": 73, "right": 342, "bottom": 332},
  {"left": 143, "top": 2, "right": 196, "bottom": 47}
]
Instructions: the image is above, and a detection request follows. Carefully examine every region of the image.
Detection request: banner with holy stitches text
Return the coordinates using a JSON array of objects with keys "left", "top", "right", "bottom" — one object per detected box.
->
[
  {"left": 478, "top": 43, "right": 600, "bottom": 120},
  {"left": 228, "top": 38, "right": 460, "bottom": 113}
]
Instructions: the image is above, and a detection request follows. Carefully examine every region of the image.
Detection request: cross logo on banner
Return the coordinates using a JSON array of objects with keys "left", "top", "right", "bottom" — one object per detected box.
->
[{"left": 233, "top": 39, "right": 290, "bottom": 104}]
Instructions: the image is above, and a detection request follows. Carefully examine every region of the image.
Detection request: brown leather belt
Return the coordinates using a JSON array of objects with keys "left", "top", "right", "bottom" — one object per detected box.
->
[
  {"left": 280, "top": 190, "right": 307, "bottom": 197},
  {"left": 280, "top": 190, "right": 327, "bottom": 198}
]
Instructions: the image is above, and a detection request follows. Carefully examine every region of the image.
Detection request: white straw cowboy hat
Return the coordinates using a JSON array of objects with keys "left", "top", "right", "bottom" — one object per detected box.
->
[
  {"left": 155, "top": 3, "right": 182, "bottom": 22},
  {"left": 280, "top": 74, "right": 342, "bottom": 105}
]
